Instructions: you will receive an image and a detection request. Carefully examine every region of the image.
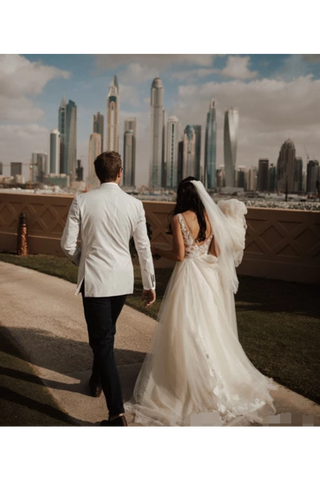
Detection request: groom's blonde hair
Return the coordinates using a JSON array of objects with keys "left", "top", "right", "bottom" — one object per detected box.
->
[{"left": 94, "top": 151, "right": 122, "bottom": 183}]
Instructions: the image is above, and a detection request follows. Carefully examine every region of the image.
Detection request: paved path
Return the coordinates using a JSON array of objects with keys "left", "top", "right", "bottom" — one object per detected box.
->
[{"left": 1, "top": 261, "right": 319, "bottom": 426}]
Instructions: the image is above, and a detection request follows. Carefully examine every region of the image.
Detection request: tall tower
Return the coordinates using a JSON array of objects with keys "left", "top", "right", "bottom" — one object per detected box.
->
[
  {"left": 50, "top": 129, "right": 60, "bottom": 174},
  {"left": 306, "top": 159, "right": 319, "bottom": 193},
  {"left": 106, "top": 75, "right": 119, "bottom": 152},
  {"left": 150, "top": 77, "right": 164, "bottom": 189},
  {"left": 269, "top": 163, "right": 276, "bottom": 192},
  {"left": 58, "top": 94, "right": 66, "bottom": 173},
  {"left": 183, "top": 125, "right": 197, "bottom": 178},
  {"left": 205, "top": 99, "right": 217, "bottom": 189},
  {"left": 224, "top": 107, "right": 239, "bottom": 187},
  {"left": 93, "top": 112, "right": 104, "bottom": 151},
  {"left": 65, "top": 100, "right": 77, "bottom": 181},
  {"left": 165, "top": 116, "right": 179, "bottom": 188},
  {"left": 258, "top": 159, "right": 269, "bottom": 191},
  {"left": 276, "top": 139, "right": 297, "bottom": 193},
  {"left": 88, "top": 133, "right": 102, "bottom": 190},
  {"left": 123, "top": 118, "right": 136, "bottom": 187},
  {"left": 295, "top": 157, "right": 303, "bottom": 192}
]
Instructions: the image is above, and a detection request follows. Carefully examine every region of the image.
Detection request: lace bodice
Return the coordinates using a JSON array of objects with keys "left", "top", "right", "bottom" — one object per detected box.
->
[{"left": 177, "top": 213, "right": 214, "bottom": 259}]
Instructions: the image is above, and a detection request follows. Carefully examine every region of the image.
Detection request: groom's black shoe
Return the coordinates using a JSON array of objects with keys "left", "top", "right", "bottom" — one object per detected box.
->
[
  {"left": 101, "top": 415, "right": 128, "bottom": 427},
  {"left": 89, "top": 379, "right": 102, "bottom": 398}
]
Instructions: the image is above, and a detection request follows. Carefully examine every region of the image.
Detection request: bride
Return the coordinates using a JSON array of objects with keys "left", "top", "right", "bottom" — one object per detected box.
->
[{"left": 125, "top": 177, "right": 277, "bottom": 426}]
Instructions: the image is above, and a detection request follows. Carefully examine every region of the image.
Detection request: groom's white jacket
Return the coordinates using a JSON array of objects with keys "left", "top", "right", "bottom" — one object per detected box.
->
[{"left": 61, "top": 182, "right": 155, "bottom": 297}]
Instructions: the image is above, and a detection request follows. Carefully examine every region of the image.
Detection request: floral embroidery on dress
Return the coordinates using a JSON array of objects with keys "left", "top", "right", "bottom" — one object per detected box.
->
[{"left": 177, "top": 214, "right": 214, "bottom": 259}]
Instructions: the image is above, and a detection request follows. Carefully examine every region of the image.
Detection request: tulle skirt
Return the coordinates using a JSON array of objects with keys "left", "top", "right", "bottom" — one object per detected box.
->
[{"left": 125, "top": 254, "right": 277, "bottom": 426}]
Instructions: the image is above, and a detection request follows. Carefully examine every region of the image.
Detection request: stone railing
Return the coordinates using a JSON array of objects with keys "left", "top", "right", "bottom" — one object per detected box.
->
[{"left": 0, "top": 192, "right": 319, "bottom": 284}]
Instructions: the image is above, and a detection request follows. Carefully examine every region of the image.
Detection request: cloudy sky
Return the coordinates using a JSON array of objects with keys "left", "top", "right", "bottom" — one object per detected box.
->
[{"left": 1, "top": 53, "right": 320, "bottom": 186}]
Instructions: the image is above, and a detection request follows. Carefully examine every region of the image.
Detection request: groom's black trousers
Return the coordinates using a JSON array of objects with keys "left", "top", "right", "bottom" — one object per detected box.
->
[{"left": 80, "top": 282, "right": 126, "bottom": 418}]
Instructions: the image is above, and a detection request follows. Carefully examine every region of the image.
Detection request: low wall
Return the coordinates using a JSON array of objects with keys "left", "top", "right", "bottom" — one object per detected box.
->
[{"left": 0, "top": 192, "right": 319, "bottom": 284}]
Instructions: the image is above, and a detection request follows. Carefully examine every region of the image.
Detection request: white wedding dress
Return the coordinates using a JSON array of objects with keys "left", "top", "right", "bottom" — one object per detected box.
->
[{"left": 125, "top": 200, "right": 277, "bottom": 426}]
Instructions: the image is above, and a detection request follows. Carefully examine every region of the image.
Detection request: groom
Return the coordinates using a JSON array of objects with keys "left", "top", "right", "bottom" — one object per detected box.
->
[{"left": 61, "top": 151, "right": 156, "bottom": 426}]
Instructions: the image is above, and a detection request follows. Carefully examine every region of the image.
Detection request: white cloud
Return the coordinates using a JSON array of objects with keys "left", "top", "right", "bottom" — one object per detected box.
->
[
  {"left": 95, "top": 54, "right": 216, "bottom": 70},
  {"left": 0, "top": 54, "right": 70, "bottom": 99},
  {"left": 120, "top": 63, "right": 159, "bottom": 84},
  {"left": 219, "top": 56, "right": 258, "bottom": 79}
]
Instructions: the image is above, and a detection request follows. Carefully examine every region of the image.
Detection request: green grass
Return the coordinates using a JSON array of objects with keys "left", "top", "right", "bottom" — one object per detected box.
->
[{"left": 1, "top": 253, "right": 319, "bottom": 406}]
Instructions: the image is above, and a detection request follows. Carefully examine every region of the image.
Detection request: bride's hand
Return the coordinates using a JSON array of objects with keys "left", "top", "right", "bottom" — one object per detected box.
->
[{"left": 151, "top": 244, "right": 161, "bottom": 260}]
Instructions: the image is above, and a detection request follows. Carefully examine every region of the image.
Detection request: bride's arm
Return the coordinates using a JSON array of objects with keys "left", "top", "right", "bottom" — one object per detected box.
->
[{"left": 151, "top": 216, "right": 185, "bottom": 262}]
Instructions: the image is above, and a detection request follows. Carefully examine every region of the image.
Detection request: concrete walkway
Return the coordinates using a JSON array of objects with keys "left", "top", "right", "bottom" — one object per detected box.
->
[{"left": 1, "top": 261, "right": 319, "bottom": 427}]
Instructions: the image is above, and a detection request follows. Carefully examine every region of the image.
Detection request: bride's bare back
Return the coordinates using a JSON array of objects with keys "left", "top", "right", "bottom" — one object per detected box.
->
[{"left": 180, "top": 210, "right": 219, "bottom": 257}]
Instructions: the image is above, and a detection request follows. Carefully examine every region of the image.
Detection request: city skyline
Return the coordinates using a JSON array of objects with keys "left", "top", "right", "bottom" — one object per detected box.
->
[{"left": 1, "top": 54, "right": 320, "bottom": 186}]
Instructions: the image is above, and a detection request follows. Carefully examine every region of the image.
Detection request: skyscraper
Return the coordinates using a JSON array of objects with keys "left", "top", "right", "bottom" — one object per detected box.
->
[
  {"left": 224, "top": 107, "right": 239, "bottom": 187},
  {"left": 193, "top": 125, "right": 201, "bottom": 180},
  {"left": 236, "top": 166, "right": 247, "bottom": 190},
  {"left": 49, "top": 129, "right": 60, "bottom": 174},
  {"left": 306, "top": 159, "right": 319, "bottom": 193},
  {"left": 88, "top": 133, "right": 102, "bottom": 189},
  {"left": 204, "top": 99, "right": 217, "bottom": 189},
  {"left": 295, "top": 157, "right": 303, "bottom": 192},
  {"left": 269, "top": 163, "right": 276, "bottom": 192},
  {"left": 277, "top": 139, "right": 297, "bottom": 193},
  {"left": 10, "top": 162, "right": 22, "bottom": 177},
  {"left": 150, "top": 77, "right": 165, "bottom": 189},
  {"left": 93, "top": 112, "right": 104, "bottom": 152},
  {"left": 165, "top": 116, "right": 180, "bottom": 188},
  {"left": 65, "top": 100, "right": 77, "bottom": 180},
  {"left": 31, "top": 153, "right": 47, "bottom": 183},
  {"left": 76, "top": 159, "right": 83, "bottom": 182},
  {"left": 58, "top": 95, "right": 66, "bottom": 173},
  {"left": 123, "top": 130, "right": 135, "bottom": 187},
  {"left": 123, "top": 118, "right": 137, "bottom": 187},
  {"left": 106, "top": 75, "right": 119, "bottom": 152},
  {"left": 216, "top": 165, "right": 225, "bottom": 189},
  {"left": 248, "top": 166, "right": 258, "bottom": 191},
  {"left": 258, "top": 159, "right": 269, "bottom": 191},
  {"left": 182, "top": 125, "right": 201, "bottom": 179}
]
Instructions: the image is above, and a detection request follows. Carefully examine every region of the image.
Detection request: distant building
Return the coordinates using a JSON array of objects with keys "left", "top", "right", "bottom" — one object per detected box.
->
[
  {"left": 123, "top": 130, "right": 135, "bottom": 187},
  {"left": 268, "top": 163, "right": 276, "bottom": 192},
  {"left": 76, "top": 159, "right": 83, "bottom": 182},
  {"left": 50, "top": 129, "right": 60, "bottom": 174},
  {"left": 123, "top": 118, "right": 137, "bottom": 187},
  {"left": 216, "top": 165, "right": 225, "bottom": 189},
  {"left": 277, "top": 139, "right": 299, "bottom": 193},
  {"left": 31, "top": 153, "right": 47, "bottom": 183},
  {"left": 0, "top": 162, "right": 3, "bottom": 175},
  {"left": 106, "top": 75, "right": 119, "bottom": 152},
  {"left": 236, "top": 166, "right": 247, "bottom": 190},
  {"left": 306, "top": 159, "right": 319, "bottom": 193},
  {"left": 165, "top": 116, "right": 180, "bottom": 188},
  {"left": 224, "top": 107, "right": 239, "bottom": 187},
  {"left": 65, "top": 100, "right": 77, "bottom": 181},
  {"left": 88, "top": 133, "right": 102, "bottom": 190},
  {"left": 10, "top": 162, "right": 22, "bottom": 177},
  {"left": 248, "top": 166, "right": 258, "bottom": 191},
  {"left": 295, "top": 157, "right": 303, "bottom": 192},
  {"left": 258, "top": 159, "right": 269, "bottom": 191},
  {"left": 183, "top": 125, "right": 201, "bottom": 179},
  {"left": 177, "top": 140, "right": 184, "bottom": 185},
  {"left": 93, "top": 112, "right": 104, "bottom": 152},
  {"left": 58, "top": 95, "right": 67, "bottom": 174},
  {"left": 205, "top": 99, "right": 217, "bottom": 189},
  {"left": 150, "top": 77, "right": 165, "bottom": 189}
]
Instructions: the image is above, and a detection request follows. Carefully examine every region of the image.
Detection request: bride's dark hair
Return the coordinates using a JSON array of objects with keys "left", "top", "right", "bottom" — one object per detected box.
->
[{"left": 169, "top": 177, "right": 207, "bottom": 242}]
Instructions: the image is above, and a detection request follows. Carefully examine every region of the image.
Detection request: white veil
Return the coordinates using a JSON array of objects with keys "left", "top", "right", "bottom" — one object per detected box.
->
[{"left": 190, "top": 180, "right": 247, "bottom": 294}]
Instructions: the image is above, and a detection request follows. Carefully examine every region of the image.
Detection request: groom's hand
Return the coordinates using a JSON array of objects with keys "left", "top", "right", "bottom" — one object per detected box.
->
[{"left": 142, "top": 289, "right": 156, "bottom": 307}]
